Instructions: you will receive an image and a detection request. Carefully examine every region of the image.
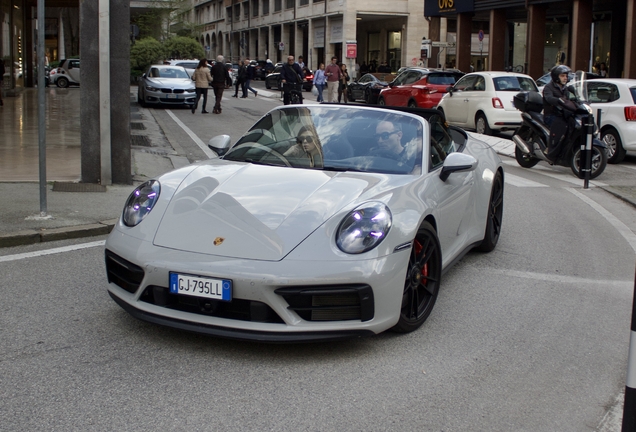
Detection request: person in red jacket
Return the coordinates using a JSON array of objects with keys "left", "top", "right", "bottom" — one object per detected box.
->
[{"left": 325, "top": 56, "right": 342, "bottom": 103}]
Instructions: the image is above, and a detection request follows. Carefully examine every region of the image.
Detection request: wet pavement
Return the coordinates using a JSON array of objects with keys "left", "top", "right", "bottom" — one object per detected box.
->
[{"left": 1, "top": 85, "right": 636, "bottom": 248}]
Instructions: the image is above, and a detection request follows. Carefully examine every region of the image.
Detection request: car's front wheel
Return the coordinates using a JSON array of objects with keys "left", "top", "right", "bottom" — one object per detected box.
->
[
  {"left": 377, "top": 97, "right": 386, "bottom": 106},
  {"left": 56, "top": 77, "right": 69, "bottom": 88},
  {"left": 392, "top": 221, "right": 441, "bottom": 333},
  {"left": 408, "top": 100, "right": 417, "bottom": 108}
]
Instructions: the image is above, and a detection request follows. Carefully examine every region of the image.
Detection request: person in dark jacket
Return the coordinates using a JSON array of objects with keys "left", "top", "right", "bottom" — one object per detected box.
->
[
  {"left": 233, "top": 60, "right": 246, "bottom": 98},
  {"left": 243, "top": 58, "right": 258, "bottom": 98},
  {"left": 210, "top": 55, "right": 233, "bottom": 114},
  {"left": 542, "top": 64, "right": 573, "bottom": 161},
  {"left": 279, "top": 55, "right": 304, "bottom": 105}
]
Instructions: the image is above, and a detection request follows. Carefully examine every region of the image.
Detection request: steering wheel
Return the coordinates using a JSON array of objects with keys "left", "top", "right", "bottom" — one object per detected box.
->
[
  {"left": 249, "top": 143, "right": 292, "bottom": 167},
  {"left": 373, "top": 147, "right": 402, "bottom": 161}
]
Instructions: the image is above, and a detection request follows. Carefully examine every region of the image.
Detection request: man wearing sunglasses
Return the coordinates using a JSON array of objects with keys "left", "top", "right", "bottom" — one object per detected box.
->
[{"left": 374, "top": 120, "right": 404, "bottom": 158}]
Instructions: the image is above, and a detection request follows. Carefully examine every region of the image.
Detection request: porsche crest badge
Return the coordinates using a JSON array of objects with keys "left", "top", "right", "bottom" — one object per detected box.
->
[{"left": 213, "top": 237, "right": 225, "bottom": 246}]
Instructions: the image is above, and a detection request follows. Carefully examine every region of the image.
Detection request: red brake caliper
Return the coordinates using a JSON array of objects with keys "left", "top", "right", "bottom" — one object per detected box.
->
[{"left": 413, "top": 240, "right": 428, "bottom": 284}]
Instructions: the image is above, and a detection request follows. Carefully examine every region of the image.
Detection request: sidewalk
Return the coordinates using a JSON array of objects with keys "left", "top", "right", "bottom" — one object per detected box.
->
[{"left": 1, "top": 87, "right": 635, "bottom": 248}]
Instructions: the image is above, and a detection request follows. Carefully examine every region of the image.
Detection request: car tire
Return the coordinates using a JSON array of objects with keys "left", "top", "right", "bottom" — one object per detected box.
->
[
  {"left": 391, "top": 221, "right": 442, "bottom": 334},
  {"left": 265, "top": 81, "right": 271, "bottom": 89},
  {"left": 602, "top": 127, "right": 626, "bottom": 164},
  {"left": 476, "top": 170, "right": 503, "bottom": 252},
  {"left": 408, "top": 100, "right": 417, "bottom": 108},
  {"left": 137, "top": 90, "right": 147, "bottom": 108},
  {"left": 475, "top": 112, "right": 491, "bottom": 135},
  {"left": 378, "top": 97, "right": 386, "bottom": 106},
  {"left": 57, "top": 77, "right": 69, "bottom": 88}
]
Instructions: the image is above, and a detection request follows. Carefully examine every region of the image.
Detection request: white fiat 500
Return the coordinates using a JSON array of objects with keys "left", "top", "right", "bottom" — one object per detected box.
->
[
  {"left": 105, "top": 105, "right": 504, "bottom": 342},
  {"left": 437, "top": 71, "right": 538, "bottom": 135}
]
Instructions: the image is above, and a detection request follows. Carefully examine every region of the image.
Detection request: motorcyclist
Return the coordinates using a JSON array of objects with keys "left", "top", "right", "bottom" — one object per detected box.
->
[{"left": 542, "top": 65, "right": 573, "bottom": 161}]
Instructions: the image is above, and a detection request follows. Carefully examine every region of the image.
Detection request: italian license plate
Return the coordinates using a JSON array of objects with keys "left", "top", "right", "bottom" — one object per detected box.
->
[
  {"left": 166, "top": 93, "right": 178, "bottom": 99},
  {"left": 169, "top": 273, "right": 232, "bottom": 301}
]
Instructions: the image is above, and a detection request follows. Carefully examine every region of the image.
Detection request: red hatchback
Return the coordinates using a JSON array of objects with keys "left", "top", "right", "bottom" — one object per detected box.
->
[{"left": 378, "top": 68, "right": 464, "bottom": 108}]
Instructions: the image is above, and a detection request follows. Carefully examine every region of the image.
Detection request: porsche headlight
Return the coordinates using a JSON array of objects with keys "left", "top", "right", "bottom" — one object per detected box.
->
[
  {"left": 122, "top": 180, "right": 160, "bottom": 227},
  {"left": 336, "top": 202, "right": 392, "bottom": 254}
]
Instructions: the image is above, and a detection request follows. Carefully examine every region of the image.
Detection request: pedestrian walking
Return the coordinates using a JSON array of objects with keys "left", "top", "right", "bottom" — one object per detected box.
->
[
  {"left": 280, "top": 55, "right": 305, "bottom": 105},
  {"left": 243, "top": 58, "right": 258, "bottom": 97},
  {"left": 313, "top": 63, "right": 326, "bottom": 102},
  {"left": 325, "top": 56, "right": 342, "bottom": 103},
  {"left": 191, "top": 59, "right": 213, "bottom": 114},
  {"left": 298, "top": 56, "right": 305, "bottom": 70},
  {"left": 210, "top": 55, "right": 232, "bottom": 114},
  {"left": 338, "top": 63, "right": 350, "bottom": 103},
  {"left": 233, "top": 60, "right": 246, "bottom": 98}
]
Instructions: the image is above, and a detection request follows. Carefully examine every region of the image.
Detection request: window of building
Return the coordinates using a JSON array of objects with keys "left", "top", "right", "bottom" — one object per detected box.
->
[
  {"left": 235, "top": 3, "right": 240, "bottom": 21},
  {"left": 286, "top": 0, "right": 294, "bottom": 8},
  {"left": 226, "top": 6, "right": 232, "bottom": 22},
  {"left": 274, "top": 0, "right": 282, "bottom": 12},
  {"left": 243, "top": 1, "right": 249, "bottom": 18},
  {"left": 263, "top": 0, "right": 269, "bottom": 14},
  {"left": 252, "top": 0, "right": 259, "bottom": 17}
]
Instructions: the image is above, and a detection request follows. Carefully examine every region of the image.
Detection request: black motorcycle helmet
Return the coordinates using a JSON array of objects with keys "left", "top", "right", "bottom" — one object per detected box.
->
[{"left": 551, "top": 65, "right": 571, "bottom": 84}]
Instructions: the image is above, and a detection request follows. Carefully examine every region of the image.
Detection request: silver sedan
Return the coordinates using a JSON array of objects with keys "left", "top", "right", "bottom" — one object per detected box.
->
[{"left": 137, "top": 65, "right": 196, "bottom": 107}]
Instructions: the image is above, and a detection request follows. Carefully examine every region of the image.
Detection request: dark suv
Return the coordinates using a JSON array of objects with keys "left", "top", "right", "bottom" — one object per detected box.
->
[{"left": 378, "top": 68, "right": 464, "bottom": 108}]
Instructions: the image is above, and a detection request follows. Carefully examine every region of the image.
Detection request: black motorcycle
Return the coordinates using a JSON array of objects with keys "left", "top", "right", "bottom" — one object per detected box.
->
[{"left": 511, "top": 72, "right": 607, "bottom": 179}]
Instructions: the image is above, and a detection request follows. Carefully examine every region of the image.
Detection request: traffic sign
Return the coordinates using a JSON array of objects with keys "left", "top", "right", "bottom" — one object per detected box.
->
[
  {"left": 431, "top": 42, "right": 455, "bottom": 48},
  {"left": 478, "top": 30, "right": 484, "bottom": 41}
]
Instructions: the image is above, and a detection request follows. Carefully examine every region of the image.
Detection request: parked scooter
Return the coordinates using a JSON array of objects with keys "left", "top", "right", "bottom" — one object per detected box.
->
[{"left": 511, "top": 71, "right": 607, "bottom": 179}]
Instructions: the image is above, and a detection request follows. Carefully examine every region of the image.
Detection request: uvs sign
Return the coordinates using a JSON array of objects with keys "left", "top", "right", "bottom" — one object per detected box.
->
[{"left": 424, "top": 0, "right": 474, "bottom": 17}]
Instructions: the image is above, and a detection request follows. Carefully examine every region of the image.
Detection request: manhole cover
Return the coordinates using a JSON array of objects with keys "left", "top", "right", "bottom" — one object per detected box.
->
[
  {"left": 131, "top": 135, "right": 151, "bottom": 147},
  {"left": 130, "top": 122, "right": 146, "bottom": 130},
  {"left": 52, "top": 182, "right": 107, "bottom": 192}
]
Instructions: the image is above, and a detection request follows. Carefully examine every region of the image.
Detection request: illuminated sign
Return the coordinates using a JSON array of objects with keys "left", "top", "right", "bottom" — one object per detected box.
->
[{"left": 424, "top": 0, "right": 474, "bottom": 17}]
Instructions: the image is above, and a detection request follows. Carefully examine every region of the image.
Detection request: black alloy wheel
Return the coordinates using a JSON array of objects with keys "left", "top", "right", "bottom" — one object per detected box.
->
[
  {"left": 476, "top": 170, "right": 504, "bottom": 252},
  {"left": 392, "top": 221, "right": 442, "bottom": 333}
]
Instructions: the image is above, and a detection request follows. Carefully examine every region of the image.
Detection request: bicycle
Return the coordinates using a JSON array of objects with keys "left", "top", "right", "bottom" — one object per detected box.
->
[{"left": 283, "top": 82, "right": 304, "bottom": 105}]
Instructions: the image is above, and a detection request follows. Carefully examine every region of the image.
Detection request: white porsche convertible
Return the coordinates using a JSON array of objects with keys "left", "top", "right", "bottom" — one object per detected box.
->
[{"left": 105, "top": 105, "right": 504, "bottom": 342}]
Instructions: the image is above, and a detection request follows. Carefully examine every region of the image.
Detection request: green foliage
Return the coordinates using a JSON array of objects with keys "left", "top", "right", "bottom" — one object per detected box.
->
[
  {"left": 130, "top": 37, "right": 165, "bottom": 74},
  {"left": 164, "top": 36, "right": 204, "bottom": 60}
]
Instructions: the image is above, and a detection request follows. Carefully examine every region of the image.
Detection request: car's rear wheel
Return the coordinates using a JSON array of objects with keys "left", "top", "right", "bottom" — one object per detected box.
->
[
  {"left": 378, "top": 97, "right": 386, "bottom": 106},
  {"left": 476, "top": 170, "right": 503, "bottom": 252},
  {"left": 391, "top": 221, "right": 441, "bottom": 333},
  {"left": 137, "top": 90, "right": 147, "bottom": 107},
  {"left": 475, "top": 112, "right": 491, "bottom": 135},
  {"left": 265, "top": 80, "right": 271, "bottom": 89},
  {"left": 602, "top": 127, "right": 626, "bottom": 164},
  {"left": 57, "top": 77, "right": 69, "bottom": 88},
  {"left": 408, "top": 100, "right": 417, "bottom": 108}
]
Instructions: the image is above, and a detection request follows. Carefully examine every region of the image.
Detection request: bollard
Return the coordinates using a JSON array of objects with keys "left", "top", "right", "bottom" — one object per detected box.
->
[
  {"left": 623, "top": 266, "right": 636, "bottom": 431},
  {"left": 581, "top": 113, "right": 594, "bottom": 189}
]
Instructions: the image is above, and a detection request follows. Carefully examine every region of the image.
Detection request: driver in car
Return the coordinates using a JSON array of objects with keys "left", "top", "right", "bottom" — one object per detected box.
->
[{"left": 374, "top": 120, "right": 405, "bottom": 157}]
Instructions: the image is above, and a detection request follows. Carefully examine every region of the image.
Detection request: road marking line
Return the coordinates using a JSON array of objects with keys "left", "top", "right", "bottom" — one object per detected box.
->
[
  {"left": 568, "top": 187, "right": 636, "bottom": 254},
  {"left": 468, "top": 265, "right": 632, "bottom": 289},
  {"left": 0, "top": 240, "right": 106, "bottom": 263},
  {"left": 504, "top": 173, "right": 549, "bottom": 188},
  {"left": 165, "top": 110, "right": 216, "bottom": 158}
]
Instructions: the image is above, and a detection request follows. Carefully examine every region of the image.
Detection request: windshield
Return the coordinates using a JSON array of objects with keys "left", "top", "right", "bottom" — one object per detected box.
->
[
  {"left": 223, "top": 106, "right": 425, "bottom": 175},
  {"left": 571, "top": 70, "right": 588, "bottom": 101},
  {"left": 156, "top": 67, "right": 190, "bottom": 79}
]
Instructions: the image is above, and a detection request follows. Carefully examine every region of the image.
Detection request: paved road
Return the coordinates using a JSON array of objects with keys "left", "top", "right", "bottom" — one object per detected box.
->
[{"left": 1, "top": 99, "right": 633, "bottom": 429}]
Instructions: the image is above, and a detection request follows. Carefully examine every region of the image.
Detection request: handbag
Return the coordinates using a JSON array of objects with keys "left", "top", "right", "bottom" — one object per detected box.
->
[{"left": 311, "top": 85, "right": 318, "bottom": 96}]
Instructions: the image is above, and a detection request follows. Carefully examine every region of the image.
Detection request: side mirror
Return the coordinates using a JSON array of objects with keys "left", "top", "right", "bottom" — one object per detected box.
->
[
  {"left": 208, "top": 135, "right": 232, "bottom": 157},
  {"left": 389, "top": 82, "right": 395, "bottom": 88},
  {"left": 566, "top": 84, "right": 577, "bottom": 94},
  {"left": 446, "top": 86, "right": 454, "bottom": 95},
  {"left": 439, "top": 153, "right": 477, "bottom": 182}
]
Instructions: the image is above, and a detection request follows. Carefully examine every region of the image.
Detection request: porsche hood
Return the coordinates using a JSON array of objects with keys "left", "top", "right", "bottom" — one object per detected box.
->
[{"left": 152, "top": 162, "right": 388, "bottom": 261}]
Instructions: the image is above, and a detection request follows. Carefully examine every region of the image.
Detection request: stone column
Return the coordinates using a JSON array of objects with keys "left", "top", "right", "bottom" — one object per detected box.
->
[
  {"left": 58, "top": 9, "right": 66, "bottom": 60},
  {"left": 456, "top": 13, "right": 472, "bottom": 74},
  {"left": 429, "top": 17, "right": 440, "bottom": 68},
  {"left": 626, "top": 0, "right": 636, "bottom": 78},
  {"left": 570, "top": 0, "right": 593, "bottom": 73},
  {"left": 526, "top": 4, "right": 546, "bottom": 79},
  {"left": 282, "top": 23, "right": 290, "bottom": 58},
  {"left": 80, "top": 0, "right": 131, "bottom": 184},
  {"left": 307, "top": 20, "right": 314, "bottom": 69},
  {"left": 488, "top": 8, "right": 506, "bottom": 71}
]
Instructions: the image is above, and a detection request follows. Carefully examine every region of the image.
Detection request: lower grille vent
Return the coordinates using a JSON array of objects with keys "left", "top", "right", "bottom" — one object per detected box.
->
[
  {"left": 105, "top": 250, "right": 145, "bottom": 294},
  {"left": 275, "top": 285, "right": 374, "bottom": 322}
]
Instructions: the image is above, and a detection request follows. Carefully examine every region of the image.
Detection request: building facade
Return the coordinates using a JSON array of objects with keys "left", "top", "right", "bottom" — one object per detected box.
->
[{"left": 194, "top": 0, "right": 636, "bottom": 79}]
